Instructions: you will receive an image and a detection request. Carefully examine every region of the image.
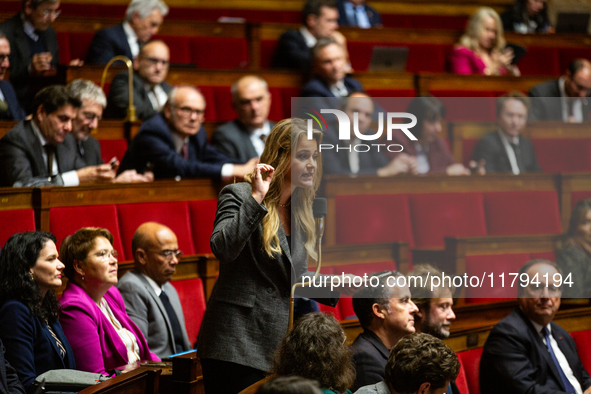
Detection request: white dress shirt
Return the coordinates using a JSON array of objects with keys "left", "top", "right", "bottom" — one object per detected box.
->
[
  {"left": 122, "top": 21, "right": 140, "bottom": 59},
  {"left": 497, "top": 129, "right": 521, "bottom": 175},
  {"left": 559, "top": 77, "right": 584, "bottom": 123}
]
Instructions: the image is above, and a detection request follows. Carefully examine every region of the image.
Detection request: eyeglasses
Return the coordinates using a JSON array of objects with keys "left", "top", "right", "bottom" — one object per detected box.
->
[
  {"left": 174, "top": 105, "right": 205, "bottom": 118},
  {"left": 0, "top": 55, "right": 8, "bottom": 64},
  {"left": 142, "top": 57, "right": 169, "bottom": 67},
  {"left": 82, "top": 111, "right": 102, "bottom": 122},
  {"left": 91, "top": 249, "right": 119, "bottom": 261},
  {"left": 526, "top": 284, "right": 561, "bottom": 297},
  {"left": 148, "top": 249, "right": 183, "bottom": 261},
  {"left": 42, "top": 9, "right": 61, "bottom": 18}
]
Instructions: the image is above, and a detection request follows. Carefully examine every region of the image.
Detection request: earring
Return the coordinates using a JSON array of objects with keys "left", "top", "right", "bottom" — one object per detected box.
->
[{"left": 82, "top": 276, "right": 85, "bottom": 281}]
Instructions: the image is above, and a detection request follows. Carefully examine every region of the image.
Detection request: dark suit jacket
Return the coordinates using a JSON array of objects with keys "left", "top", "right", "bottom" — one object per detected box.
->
[
  {"left": 350, "top": 330, "right": 390, "bottom": 392},
  {"left": 0, "top": 81, "right": 26, "bottom": 121},
  {"left": 389, "top": 135, "right": 456, "bottom": 174},
  {"left": 76, "top": 136, "right": 103, "bottom": 166},
  {"left": 86, "top": 24, "right": 133, "bottom": 65},
  {"left": 0, "top": 300, "right": 76, "bottom": 393},
  {"left": 196, "top": 182, "right": 339, "bottom": 372},
  {"left": 0, "top": 14, "right": 59, "bottom": 110},
  {"left": 0, "top": 120, "right": 87, "bottom": 187},
  {"left": 471, "top": 131, "right": 541, "bottom": 174},
  {"left": 104, "top": 71, "right": 172, "bottom": 120},
  {"left": 528, "top": 79, "right": 591, "bottom": 121},
  {"left": 272, "top": 29, "right": 311, "bottom": 71},
  {"left": 0, "top": 339, "right": 25, "bottom": 394},
  {"left": 210, "top": 120, "right": 275, "bottom": 164},
  {"left": 337, "top": 0, "right": 382, "bottom": 27},
  {"left": 301, "top": 76, "right": 365, "bottom": 98},
  {"left": 480, "top": 308, "right": 591, "bottom": 394},
  {"left": 119, "top": 113, "right": 232, "bottom": 180}
]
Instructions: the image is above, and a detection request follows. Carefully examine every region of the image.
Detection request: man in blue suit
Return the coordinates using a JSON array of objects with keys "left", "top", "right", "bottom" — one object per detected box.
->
[
  {"left": 86, "top": 0, "right": 169, "bottom": 64},
  {"left": 0, "top": 33, "right": 25, "bottom": 121},
  {"left": 119, "top": 85, "right": 257, "bottom": 180},
  {"left": 337, "top": 0, "right": 382, "bottom": 28},
  {"left": 302, "top": 38, "right": 364, "bottom": 98}
]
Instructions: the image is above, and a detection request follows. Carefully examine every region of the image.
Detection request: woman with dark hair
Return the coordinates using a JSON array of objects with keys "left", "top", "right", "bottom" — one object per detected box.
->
[
  {"left": 59, "top": 227, "right": 158, "bottom": 375},
  {"left": 389, "top": 96, "right": 472, "bottom": 175},
  {"left": 556, "top": 199, "right": 591, "bottom": 298},
  {"left": 501, "top": 0, "right": 552, "bottom": 34},
  {"left": 272, "top": 312, "right": 356, "bottom": 394},
  {"left": 0, "top": 232, "right": 76, "bottom": 393},
  {"left": 197, "top": 119, "right": 356, "bottom": 394}
]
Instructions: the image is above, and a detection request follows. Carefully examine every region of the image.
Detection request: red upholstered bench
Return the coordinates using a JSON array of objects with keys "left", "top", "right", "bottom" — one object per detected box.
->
[
  {"left": 170, "top": 277, "right": 207, "bottom": 346},
  {"left": 190, "top": 37, "right": 249, "bottom": 69},
  {"left": 532, "top": 139, "right": 591, "bottom": 173},
  {"left": 518, "top": 47, "right": 560, "bottom": 76},
  {"left": 571, "top": 192, "right": 591, "bottom": 209},
  {"left": 457, "top": 348, "right": 483, "bottom": 394},
  {"left": 571, "top": 330, "right": 591, "bottom": 373},
  {"left": 0, "top": 209, "right": 36, "bottom": 248},
  {"left": 49, "top": 205, "right": 125, "bottom": 258},
  {"left": 68, "top": 32, "right": 94, "bottom": 63},
  {"left": 99, "top": 140, "right": 128, "bottom": 164},
  {"left": 153, "top": 35, "right": 191, "bottom": 64},
  {"left": 455, "top": 356, "right": 471, "bottom": 394},
  {"left": 188, "top": 200, "right": 217, "bottom": 254},
  {"left": 56, "top": 32, "right": 70, "bottom": 64},
  {"left": 117, "top": 201, "right": 195, "bottom": 259}
]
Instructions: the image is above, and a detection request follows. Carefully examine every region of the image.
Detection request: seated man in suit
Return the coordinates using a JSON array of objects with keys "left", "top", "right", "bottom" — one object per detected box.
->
[
  {"left": 0, "top": 338, "right": 24, "bottom": 394},
  {"left": 119, "top": 85, "right": 257, "bottom": 180},
  {"left": 529, "top": 59, "right": 591, "bottom": 123},
  {"left": 67, "top": 79, "right": 153, "bottom": 183},
  {"left": 273, "top": 0, "right": 348, "bottom": 71},
  {"left": 211, "top": 75, "right": 274, "bottom": 163},
  {"left": 86, "top": 0, "right": 169, "bottom": 65},
  {"left": 322, "top": 92, "right": 418, "bottom": 176},
  {"left": 302, "top": 38, "right": 363, "bottom": 98},
  {"left": 480, "top": 259, "right": 591, "bottom": 394},
  {"left": 117, "top": 222, "right": 192, "bottom": 359},
  {"left": 0, "top": 85, "right": 118, "bottom": 187},
  {"left": 337, "top": 0, "right": 382, "bottom": 28},
  {"left": 105, "top": 40, "right": 172, "bottom": 120},
  {"left": 356, "top": 333, "right": 460, "bottom": 394},
  {"left": 350, "top": 272, "right": 419, "bottom": 392},
  {"left": 0, "top": 32, "right": 25, "bottom": 120},
  {"left": 472, "top": 92, "right": 541, "bottom": 174}
]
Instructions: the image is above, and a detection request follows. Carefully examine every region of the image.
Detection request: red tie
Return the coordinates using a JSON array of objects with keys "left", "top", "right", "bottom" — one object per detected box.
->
[{"left": 182, "top": 142, "right": 189, "bottom": 160}]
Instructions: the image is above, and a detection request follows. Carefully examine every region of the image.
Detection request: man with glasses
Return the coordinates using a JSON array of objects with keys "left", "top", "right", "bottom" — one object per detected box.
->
[
  {"left": 529, "top": 59, "right": 591, "bottom": 123},
  {"left": 119, "top": 85, "right": 257, "bottom": 180},
  {"left": 117, "top": 222, "right": 192, "bottom": 359},
  {"left": 105, "top": 40, "right": 172, "bottom": 120},
  {"left": 480, "top": 259, "right": 591, "bottom": 394},
  {"left": 0, "top": 31, "right": 25, "bottom": 121}
]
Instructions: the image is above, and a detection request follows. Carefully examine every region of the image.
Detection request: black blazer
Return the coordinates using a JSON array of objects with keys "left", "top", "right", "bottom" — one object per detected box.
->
[
  {"left": 0, "top": 14, "right": 59, "bottom": 110},
  {"left": 528, "top": 79, "right": 591, "bottom": 121},
  {"left": 0, "top": 339, "right": 25, "bottom": 394},
  {"left": 350, "top": 330, "right": 390, "bottom": 392},
  {"left": 104, "top": 71, "right": 172, "bottom": 121},
  {"left": 210, "top": 120, "right": 275, "bottom": 164},
  {"left": 480, "top": 308, "right": 591, "bottom": 394},
  {"left": 337, "top": 0, "right": 382, "bottom": 27},
  {"left": 471, "top": 131, "right": 541, "bottom": 174},
  {"left": 272, "top": 29, "right": 311, "bottom": 71},
  {"left": 118, "top": 113, "right": 232, "bottom": 180},
  {"left": 196, "top": 182, "right": 339, "bottom": 372},
  {"left": 86, "top": 24, "right": 133, "bottom": 65},
  {"left": 0, "top": 81, "right": 26, "bottom": 121},
  {"left": 0, "top": 300, "right": 76, "bottom": 393},
  {"left": 301, "top": 76, "right": 365, "bottom": 98},
  {"left": 0, "top": 120, "right": 87, "bottom": 187}
]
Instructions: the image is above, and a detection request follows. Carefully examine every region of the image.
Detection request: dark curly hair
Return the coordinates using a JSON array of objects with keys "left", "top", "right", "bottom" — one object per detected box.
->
[
  {"left": 272, "top": 312, "right": 355, "bottom": 393},
  {"left": 385, "top": 333, "right": 460, "bottom": 394},
  {"left": 0, "top": 232, "right": 61, "bottom": 322}
]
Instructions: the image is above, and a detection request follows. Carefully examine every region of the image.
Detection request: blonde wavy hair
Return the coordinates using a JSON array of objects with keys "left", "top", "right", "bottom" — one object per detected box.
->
[
  {"left": 459, "top": 7, "right": 506, "bottom": 53},
  {"left": 245, "top": 118, "right": 323, "bottom": 259}
]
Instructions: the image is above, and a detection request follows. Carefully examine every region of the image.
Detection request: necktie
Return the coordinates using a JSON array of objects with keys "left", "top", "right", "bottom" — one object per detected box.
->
[
  {"left": 509, "top": 142, "right": 523, "bottom": 173},
  {"left": 44, "top": 144, "right": 55, "bottom": 175},
  {"left": 542, "top": 327, "right": 577, "bottom": 394},
  {"left": 159, "top": 290, "right": 186, "bottom": 354},
  {"left": 152, "top": 87, "right": 161, "bottom": 111},
  {"left": 567, "top": 98, "right": 576, "bottom": 123},
  {"left": 181, "top": 142, "right": 189, "bottom": 160}
]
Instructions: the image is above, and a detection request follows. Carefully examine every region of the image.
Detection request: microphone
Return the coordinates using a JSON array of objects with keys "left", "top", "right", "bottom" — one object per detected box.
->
[{"left": 313, "top": 198, "right": 327, "bottom": 241}]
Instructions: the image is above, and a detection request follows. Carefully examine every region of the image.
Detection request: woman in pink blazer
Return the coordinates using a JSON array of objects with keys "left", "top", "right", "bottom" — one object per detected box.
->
[{"left": 59, "top": 227, "right": 158, "bottom": 375}]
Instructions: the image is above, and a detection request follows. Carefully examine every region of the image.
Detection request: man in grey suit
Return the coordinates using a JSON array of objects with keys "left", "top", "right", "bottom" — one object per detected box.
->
[
  {"left": 528, "top": 59, "right": 591, "bottom": 123},
  {"left": 211, "top": 75, "right": 274, "bottom": 164},
  {"left": 117, "top": 222, "right": 191, "bottom": 359},
  {"left": 104, "top": 40, "right": 172, "bottom": 120},
  {"left": 0, "top": 85, "right": 117, "bottom": 187}
]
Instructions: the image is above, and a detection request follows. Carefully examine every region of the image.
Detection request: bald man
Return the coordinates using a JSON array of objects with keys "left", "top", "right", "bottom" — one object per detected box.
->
[
  {"left": 211, "top": 76, "right": 275, "bottom": 163},
  {"left": 117, "top": 222, "right": 192, "bottom": 358}
]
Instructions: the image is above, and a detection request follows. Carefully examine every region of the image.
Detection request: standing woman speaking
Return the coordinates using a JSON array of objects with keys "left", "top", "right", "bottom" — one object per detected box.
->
[{"left": 197, "top": 118, "right": 351, "bottom": 393}]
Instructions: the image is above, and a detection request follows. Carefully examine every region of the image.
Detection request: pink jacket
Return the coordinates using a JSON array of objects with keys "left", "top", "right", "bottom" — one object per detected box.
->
[
  {"left": 448, "top": 46, "right": 508, "bottom": 75},
  {"left": 59, "top": 282, "right": 159, "bottom": 374}
]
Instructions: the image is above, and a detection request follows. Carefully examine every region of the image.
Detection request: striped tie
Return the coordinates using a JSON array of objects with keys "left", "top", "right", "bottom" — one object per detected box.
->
[{"left": 46, "top": 322, "right": 66, "bottom": 359}]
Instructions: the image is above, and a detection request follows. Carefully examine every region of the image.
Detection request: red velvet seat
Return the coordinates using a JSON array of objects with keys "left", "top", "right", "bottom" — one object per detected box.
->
[
  {"left": 267, "top": 87, "right": 286, "bottom": 121},
  {"left": 483, "top": 191, "right": 562, "bottom": 236},
  {"left": 464, "top": 253, "right": 526, "bottom": 301},
  {"left": 56, "top": 32, "right": 70, "bottom": 64},
  {"left": 457, "top": 348, "right": 483, "bottom": 394},
  {"left": 117, "top": 201, "right": 195, "bottom": 259},
  {"left": 531, "top": 139, "right": 591, "bottom": 173},
  {"left": 335, "top": 194, "right": 414, "bottom": 246},
  {"left": 197, "top": 86, "right": 218, "bottom": 122},
  {"left": 153, "top": 35, "right": 191, "bottom": 64},
  {"left": 571, "top": 192, "right": 591, "bottom": 209},
  {"left": 260, "top": 40, "right": 278, "bottom": 70},
  {"left": 68, "top": 32, "right": 95, "bottom": 63},
  {"left": 49, "top": 205, "right": 125, "bottom": 258},
  {"left": 455, "top": 357, "right": 471, "bottom": 394},
  {"left": 99, "top": 140, "right": 128, "bottom": 163},
  {"left": 571, "top": 330, "right": 591, "bottom": 373},
  {"left": 0, "top": 209, "right": 36, "bottom": 248},
  {"left": 188, "top": 200, "right": 218, "bottom": 254},
  {"left": 409, "top": 193, "right": 487, "bottom": 248},
  {"left": 518, "top": 47, "right": 560, "bottom": 76},
  {"left": 190, "top": 37, "right": 249, "bottom": 69},
  {"left": 280, "top": 87, "right": 303, "bottom": 119},
  {"left": 462, "top": 139, "right": 479, "bottom": 166},
  {"left": 170, "top": 277, "right": 207, "bottom": 346},
  {"left": 438, "top": 97, "right": 497, "bottom": 122},
  {"left": 559, "top": 48, "right": 591, "bottom": 74}
]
